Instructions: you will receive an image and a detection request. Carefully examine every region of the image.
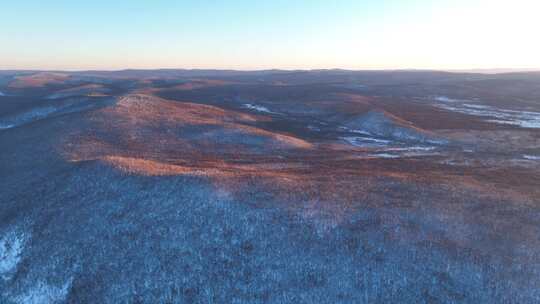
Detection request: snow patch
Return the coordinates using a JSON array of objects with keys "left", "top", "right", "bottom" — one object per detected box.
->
[
  {"left": 0, "top": 123, "right": 15, "bottom": 130},
  {"left": 344, "top": 110, "right": 445, "bottom": 144},
  {"left": 0, "top": 230, "right": 28, "bottom": 281},
  {"left": 433, "top": 96, "right": 540, "bottom": 129},
  {"left": 434, "top": 96, "right": 459, "bottom": 103},
  {"left": 342, "top": 136, "right": 391, "bottom": 147},
  {"left": 14, "top": 279, "right": 72, "bottom": 304},
  {"left": 384, "top": 146, "right": 436, "bottom": 152},
  {"left": 242, "top": 103, "right": 276, "bottom": 114},
  {"left": 368, "top": 147, "right": 440, "bottom": 159},
  {"left": 340, "top": 126, "right": 373, "bottom": 136},
  {"left": 369, "top": 153, "right": 400, "bottom": 159},
  {"left": 462, "top": 103, "right": 491, "bottom": 110},
  {"left": 486, "top": 119, "right": 540, "bottom": 129},
  {"left": 0, "top": 91, "right": 5, "bottom": 96},
  {"left": 523, "top": 155, "right": 540, "bottom": 160},
  {"left": 342, "top": 136, "right": 440, "bottom": 158},
  {"left": 0, "top": 106, "right": 62, "bottom": 130},
  {"left": 400, "top": 151, "right": 441, "bottom": 158},
  {"left": 19, "top": 107, "right": 58, "bottom": 120}
]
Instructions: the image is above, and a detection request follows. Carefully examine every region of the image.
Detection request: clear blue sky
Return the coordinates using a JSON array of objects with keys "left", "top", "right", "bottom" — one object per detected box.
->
[{"left": 1, "top": 0, "right": 538, "bottom": 70}]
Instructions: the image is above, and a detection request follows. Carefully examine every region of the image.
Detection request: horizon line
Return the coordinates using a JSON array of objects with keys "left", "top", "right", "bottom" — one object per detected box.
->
[{"left": 2, "top": 67, "right": 540, "bottom": 74}]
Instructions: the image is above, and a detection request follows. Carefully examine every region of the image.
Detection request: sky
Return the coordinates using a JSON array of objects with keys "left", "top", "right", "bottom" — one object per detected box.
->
[{"left": 1, "top": 0, "right": 539, "bottom": 70}]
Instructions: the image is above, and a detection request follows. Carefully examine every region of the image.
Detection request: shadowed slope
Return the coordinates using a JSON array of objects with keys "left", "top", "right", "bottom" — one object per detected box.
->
[{"left": 46, "top": 84, "right": 111, "bottom": 99}]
